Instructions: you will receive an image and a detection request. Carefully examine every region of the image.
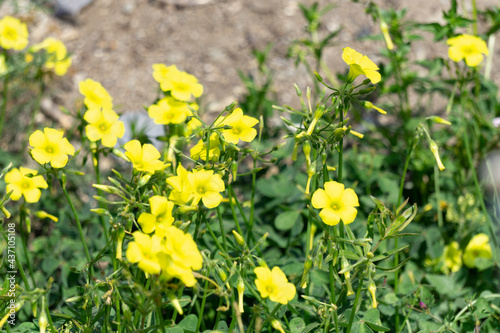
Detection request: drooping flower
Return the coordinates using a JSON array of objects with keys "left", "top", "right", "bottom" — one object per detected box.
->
[
  {"left": 84, "top": 108, "right": 125, "bottom": 147},
  {"left": 124, "top": 140, "right": 164, "bottom": 174},
  {"left": 79, "top": 78, "right": 113, "bottom": 110},
  {"left": 442, "top": 241, "right": 462, "bottom": 274},
  {"left": 311, "top": 181, "right": 359, "bottom": 226},
  {"left": 190, "top": 133, "right": 221, "bottom": 162},
  {"left": 217, "top": 108, "right": 259, "bottom": 144},
  {"left": 5, "top": 167, "right": 48, "bottom": 203},
  {"left": 166, "top": 163, "right": 193, "bottom": 206},
  {"left": 254, "top": 266, "right": 296, "bottom": 304},
  {"left": 342, "top": 47, "right": 381, "bottom": 84},
  {"left": 147, "top": 96, "right": 195, "bottom": 125},
  {"left": 31, "top": 37, "right": 71, "bottom": 76},
  {"left": 187, "top": 169, "right": 225, "bottom": 209},
  {"left": 463, "top": 233, "right": 492, "bottom": 268},
  {"left": 159, "top": 69, "right": 203, "bottom": 101},
  {"left": 157, "top": 226, "right": 203, "bottom": 287},
  {"left": 0, "top": 16, "right": 28, "bottom": 50},
  {"left": 138, "top": 196, "right": 174, "bottom": 234},
  {"left": 447, "top": 34, "right": 488, "bottom": 67},
  {"left": 29, "top": 128, "right": 75, "bottom": 168},
  {"left": 126, "top": 231, "right": 162, "bottom": 275}
]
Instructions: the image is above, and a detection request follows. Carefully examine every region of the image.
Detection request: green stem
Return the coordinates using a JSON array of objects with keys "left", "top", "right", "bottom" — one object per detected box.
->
[
  {"left": 205, "top": 218, "right": 225, "bottom": 253},
  {"left": 19, "top": 205, "right": 35, "bottom": 289},
  {"left": 196, "top": 274, "right": 210, "bottom": 332},
  {"left": 228, "top": 187, "right": 244, "bottom": 235},
  {"left": 261, "top": 303, "right": 282, "bottom": 328},
  {"left": 61, "top": 181, "right": 92, "bottom": 275},
  {"left": 0, "top": 71, "right": 9, "bottom": 139},
  {"left": 434, "top": 165, "right": 443, "bottom": 229},
  {"left": 94, "top": 149, "right": 109, "bottom": 240},
  {"left": 471, "top": 0, "right": 478, "bottom": 35},
  {"left": 216, "top": 206, "right": 228, "bottom": 252},
  {"left": 346, "top": 273, "right": 365, "bottom": 333}
]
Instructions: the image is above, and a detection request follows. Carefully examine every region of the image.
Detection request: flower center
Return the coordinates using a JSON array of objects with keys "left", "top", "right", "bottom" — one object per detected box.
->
[
  {"left": 266, "top": 286, "right": 274, "bottom": 294},
  {"left": 21, "top": 181, "right": 31, "bottom": 189},
  {"left": 5, "top": 27, "right": 17, "bottom": 40},
  {"left": 198, "top": 187, "right": 205, "bottom": 194},
  {"left": 233, "top": 128, "right": 240, "bottom": 135},
  {"left": 99, "top": 122, "right": 109, "bottom": 132}
]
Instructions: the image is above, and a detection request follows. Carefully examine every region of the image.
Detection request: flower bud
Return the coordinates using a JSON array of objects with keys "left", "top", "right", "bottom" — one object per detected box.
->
[
  {"left": 380, "top": 20, "right": 394, "bottom": 50},
  {"left": 1, "top": 205, "right": 11, "bottom": 219},
  {"left": 303, "top": 140, "right": 312, "bottom": 168},
  {"left": 256, "top": 257, "right": 268, "bottom": 268},
  {"left": 427, "top": 116, "right": 451, "bottom": 126},
  {"left": 237, "top": 276, "right": 245, "bottom": 313},
  {"left": 35, "top": 211, "right": 58, "bottom": 222},
  {"left": 362, "top": 101, "right": 387, "bottom": 115},
  {"left": 232, "top": 230, "right": 246, "bottom": 247},
  {"left": 25, "top": 216, "right": 31, "bottom": 233},
  {"left": 231, "top": 161, "right": 238, "bottom": 182},
  {"left": 115, "top": 226, "right": 125, "bottom": 260},
  {"left": 169, "top": 293, "right": 184, "bottom": 315},
  {"left": 217, "top": 267, "right": 227, "bottom": 282},
  {"left": 341, "top": 257, "right": 354, "bottom": 296},
  {"left": 39, "top": 308, "right": 48, "bottom": 333},
  {"left": 93, "top": 184, "right": 119, "bottom": 194},
  {"left": 368, "top": 280, "right": 378, "bottom": 308},
  {"left": 305, "top": 161, "right": 316, "bottom": 195},
  {"left": 137, "top": 174, "right": 151, "bottom": 188},
  {"left": 271, "top": 319, "right": 286, "bottom": 333},
  {"left": 429, "top": 140, "right": 445, "bottom": 171}
]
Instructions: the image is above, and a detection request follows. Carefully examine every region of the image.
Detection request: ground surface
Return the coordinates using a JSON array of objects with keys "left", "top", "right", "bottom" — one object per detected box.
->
[{"left": 1, "top": 0, "right": 498, "bottom": 123}]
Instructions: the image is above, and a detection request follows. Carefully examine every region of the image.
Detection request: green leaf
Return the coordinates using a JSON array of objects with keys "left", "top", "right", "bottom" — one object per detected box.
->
[
  {"left": 363, "top": 309, "right": 390, "bottom": 332},
  {"left": 302, "top": 323, "right": 320, "bottom": 333},
  {"left": 275, "top": 210, "right": 301, "bottom": 231},
  {"left": 290, "top": 317, "right": 306, "bottom": 333},
  {"left": 376, "top": 256, "right": 411, "bottom": 272},
  {"left": 178, "top": 314, "right": 198, "bottom": 333},
  {"left": 164, "top": 327, "right": 184, "bottom": 333}
]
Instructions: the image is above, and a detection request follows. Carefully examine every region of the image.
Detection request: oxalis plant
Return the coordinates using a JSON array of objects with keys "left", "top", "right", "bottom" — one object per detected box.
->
[{"left": 1, "top": 1, "right": 500, "bottom": 333}]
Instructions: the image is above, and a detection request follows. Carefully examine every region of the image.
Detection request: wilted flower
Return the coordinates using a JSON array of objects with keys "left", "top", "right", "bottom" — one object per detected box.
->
[
  {"left": 447, "top": 34, "right": 488, "bottom": 67},
  {"left": 217, "top": 108, "right": 259, "bottom": 144},
  {"left": 124, "top": 140, "right": 164, "bottom": 174},
  {"left": 463, "top": 233, "right": 492, "bottom": 268},
  {"left": 342, "top": 47, "right": 381, "bottom": 84},
  {"left": 29, "top": 128, "right": 75, "bottom": 168},
  {"left": 84, "top": 108, "right": 125, "bottom": 147},
  {"left": 5, "top": 167, "right": 48, "bottom": 203},
  {"left": 0, "top": 16, "right": 28, "bottom": 50},
  {"left": 311, "top": 181, "right": 359, "bottom": 226},
  {"left": 254, "top": 266, "right": 296, "bottom": 304},
  {"left": 79, "top": 78, "right": 113, "bottom": 110}
]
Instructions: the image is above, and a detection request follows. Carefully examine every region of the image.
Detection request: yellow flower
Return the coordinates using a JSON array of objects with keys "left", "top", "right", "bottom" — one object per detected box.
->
[
  {"left": 463, "top": 233, "right": 492, "bottom": 268},
  {"left": 447, "top": 34, "right": 488, "bottom": 67},
  {"left": 29, "top": 128, "right": 75, "bottom": 168},
  {"left": 148, "top": 96, "right": 194, "bottom": 125},
  {"left": 342, "top": 47, "right": 381, "bottom": 84},
  {"left": 157, "top": 226, "right": 203, "bottom": 287},
  {"left": 254, "top": 266, "right": 296, "bottom": 304},
  {"left": 187, "top": 169, "right": 225, "bottom": 209},
  {"left": 31, "top": 37, "right": 71, "bottom": 76},
  {"left": 5, "top": 167, "right": 48, "bottom": 203},
  {"left": 166, "top": 164, "right": 193, "bottom": 206},
  {"left": 79, "top": 78, "right": 113, "bottom": 110},
  {"left": 217, "top": 108, "right": 259, "bottom": 144},
  {"left": 442, "top": 241, "right": 462, "bottom": 274},
  {"left": 0, "top": 16, "right": 28, "bottom": 50},
  {"left": 124, "top": 140, "right": 164, "bottom": 174},
  {"left": 362, "top": 101, "right": 387, "bottom": 115},
  {"left": 138, "top": 196, "right": 174, "bottom": 234},
  {"left": 152, "top": 63, "right": 179, "bottom": 84},
  {"left": 126, "top": 231, "right": 162, "bottom": 275},
  {"left": 84, "top": 108, "right": 125, "bottom": 147},
  {"left": 311, "top": 181, "right": 359, "bottom": 226},
  {"left": 160, "top": 69, "right": 203, "bottom": 101},
  {"left": 190, "top": 132, "right": 221, "bottom": 162}
]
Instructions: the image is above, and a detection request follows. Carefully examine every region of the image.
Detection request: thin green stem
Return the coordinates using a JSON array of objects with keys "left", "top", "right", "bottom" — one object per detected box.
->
[
  {"left": 471, "top": 0, "right": 478, "bottom": 35},
  {"left": 19, "top": 205, "right": 35, "bottom": 289},
  {"left": 434, "top": 165, "right": 444, "bottom": 229},
  {"left": 346, "top": 273, "right": 365, "bottom": 333},
  {"left": 61, "top": 180, "right": 92, "bottom": 275},
  {"left": 93, "top": 149, "right": 109, "bottom": 240},
  {"left": 196, "top": 274, "right": 210, "bottom": 332},
  {"left": 216, "top": 206, "right": 228, "bottom": 252},
  {"left": 228, "top": 187, "right": 243, "bottom": 235}
]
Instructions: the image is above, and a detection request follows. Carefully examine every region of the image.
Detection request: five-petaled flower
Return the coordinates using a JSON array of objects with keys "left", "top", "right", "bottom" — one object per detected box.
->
[
  {"left": 124, "top": 140, "right": 164, "bottom": 174},
  {"left": 126, "top": 231, "right": 163, "bottom": 275},
  {"left": 138, "top": 196, "right": 175, "bottom": 234},
  {"left": 254, "top": 266, "right": 296, "bottom": 304},
  {"left": 31, "top": 37, "right": 71, "bottom": 76},
  {"left": 166, "top": 164, "right": 192, "bottom": 206},
  {"left": 159, "top": 69, "right": 203, "bottom": 101},
  {"left": 84, "top": 108, "right": 125, "bottom": 147},
  {"left": 447, "top": 34, "right": 488, "bottom": 67},
  {"left": 79, "top": 78, "right": 113, "bottom": 110},
  {"left": 0, "top": 16, "right": 28, "bottom": 50},
  {"left": 29, "top": 128, "right": 75, "bottom": 168},
  {"left": 148, "top": 96, "right": 196, "bottom": 125},
  {"left": 463, "top": 233, "right": 492, "bottom": 268},
  {"left": 311, "top": 181, "right": 359, "bottom": 226},
  {"left": 342, "top": 47, "right": 381, "bottom": 84},
  {"left": 5, "top": 167, "right": 48, "bottom": 203},
  {"left": 442, "top": 241, "right": 462, "bottom": 274},
  {"left": 187, "top": 169, "right": 225, "bottom": 208},
  {"left": 217, "top": 108, "right": 259, "bottom": 145}
]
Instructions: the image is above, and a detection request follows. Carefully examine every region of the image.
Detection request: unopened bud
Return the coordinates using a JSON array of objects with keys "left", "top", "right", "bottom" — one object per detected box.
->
[
  {"left": 39, "top": 309, "right": 48, "bottom": 333},
  {"left": 116, "top": 227, "right": 125, "bottom": 260},
  {"left": 357, "top": 85, "right": 377, "bottom": 95},
  {"left": 138, "top": 174, "right": 151, "bottom": 188},
  {"left": 217, "top": 267, "right": 227, "bottom": 282},
  {"left": 362, "top": 101, "right": 387, "bottom": 115},
  {"left": 271, "top": 319, "right": 286, "bottom": 333},
  {"left": 427, "top": 116, "right": 451, "bottom": 126},
  {"left": 90, "top": 208, "right": 110, "bottom": 216},
  {"left": 232, "top": 230, "right": 246, "bottom": 247},
  {"left": 25, "top": 216, "right": 31, "bottom": 233},
  {"left": 368, "top": 280, "right": 378, "bottom": 308},
  {"left": 35, "top": 211, "right": 58, "bottom": 222},
  {"left": 237, "top": 276, "right": 245, "bottom": 313},
  {"left": 257, "top": 257, "right": 268, "bottom": 268},
  {"left": 113, "top": 149, "right": 130, "bottom": 162},
  {"left": 341, "top": 257, "right": 354, "bottom": 296},
  {"left": 380, "top": 20, "right": 394, "bottom": 50},
  {"left": 429, "top": 140, "right": 445, "bottom": 171},
  {"left": 231, "top": 161, "right": 238, "bottom": 182},
  {"left": 1, "top": 205, "right": 11, "bottom": 219},
  {"left": 169, "top": 294, "right": 184, "bottom": 315},
  {"left": 93, "top": 184, "right": 118, "bottom": 194}
]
